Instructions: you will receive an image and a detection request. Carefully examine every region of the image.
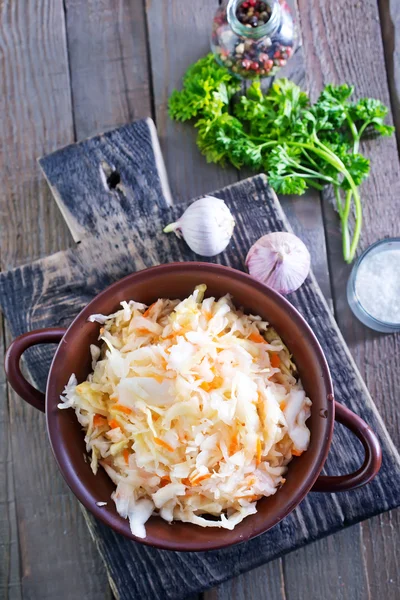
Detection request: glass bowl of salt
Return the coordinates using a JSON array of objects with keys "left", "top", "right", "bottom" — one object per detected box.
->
[{"left": 347, "top": 238, "right": 400, "bottom": 333}]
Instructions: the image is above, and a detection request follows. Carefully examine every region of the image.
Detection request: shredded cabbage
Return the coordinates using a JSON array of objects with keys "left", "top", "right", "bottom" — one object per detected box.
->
[{"left": 59, "top": 285, "right": 311, "bottom": 538}]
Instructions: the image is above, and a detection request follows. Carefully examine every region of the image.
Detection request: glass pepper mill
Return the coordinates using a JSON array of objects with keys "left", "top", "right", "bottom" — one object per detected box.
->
[{"left": 211, "top": 0, "right": 296, "bottom": 79}]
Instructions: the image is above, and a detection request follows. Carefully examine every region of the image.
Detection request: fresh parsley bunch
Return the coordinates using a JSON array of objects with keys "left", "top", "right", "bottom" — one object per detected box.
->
[{"left": 169, "top": 54, "right": 394, "bottom": 263}]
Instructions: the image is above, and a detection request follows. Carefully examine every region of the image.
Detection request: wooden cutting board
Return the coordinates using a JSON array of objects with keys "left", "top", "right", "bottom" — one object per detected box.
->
[{"left": 0, "top": 119, "right": 399, "bottom": 600}]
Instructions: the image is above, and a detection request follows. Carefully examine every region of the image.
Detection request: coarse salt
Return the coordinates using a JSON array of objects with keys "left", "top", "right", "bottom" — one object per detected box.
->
[{"left": 355, "top": 249, "right": 400, "bottom": 324}]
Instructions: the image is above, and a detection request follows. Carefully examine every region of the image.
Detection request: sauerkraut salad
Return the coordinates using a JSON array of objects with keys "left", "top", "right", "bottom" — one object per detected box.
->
[{"left": 59, "top": 285, "right": 311, "bottom": 538}]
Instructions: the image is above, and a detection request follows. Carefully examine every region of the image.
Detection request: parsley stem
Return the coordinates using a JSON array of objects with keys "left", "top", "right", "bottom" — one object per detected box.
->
[
  {"left": 301, "top": 148, "right": 320, "bottom": 171},
  {"left": 286, "top": 159, "right": 334, "bottom": 182},
  {"left": 348, "top": 189, "right": 362, "bottom": 262},
  {"left": 280, "top": 174, "right": 324, "bottom": 190},
  {"left": 358, "top": 121, "right": 371, "bottom": 140},
  {"left": 287, "top": 139, "right": 362, "bottom": 263},
  {"left": 346, "top": 115, "right": 359, "bottom": 153},
  {"left": 341, "top": 190, "right": 353, "bottom": 261},
  {"left": 334, "top": 186, "right": 344, "bottom": 219}
]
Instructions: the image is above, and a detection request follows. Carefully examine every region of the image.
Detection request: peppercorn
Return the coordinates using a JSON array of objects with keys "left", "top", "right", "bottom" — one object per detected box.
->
[
  {"left": 236, "top": 0, "right": 271, "bottom": 26},
  {"left": 249, "top": 16, "right": 259, "bottom": 27}
]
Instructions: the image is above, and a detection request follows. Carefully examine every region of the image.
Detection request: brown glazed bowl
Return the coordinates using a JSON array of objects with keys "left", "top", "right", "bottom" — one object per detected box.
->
[{"left": 5, "top": 262, "right": 382, "bottom": 551}]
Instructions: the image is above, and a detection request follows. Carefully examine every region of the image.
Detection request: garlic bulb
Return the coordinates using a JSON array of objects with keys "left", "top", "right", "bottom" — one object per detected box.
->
[
  {"left": 163, "top": 196, "right": 235, "bottom": 257},
  {"left": 246, "top": 232, "right": 310, "bottom": 295}
]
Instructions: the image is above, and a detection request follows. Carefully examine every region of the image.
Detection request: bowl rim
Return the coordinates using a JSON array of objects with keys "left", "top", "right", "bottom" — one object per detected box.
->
[{"left": 46, "top": 262, "right": 334, "bottom": 551}]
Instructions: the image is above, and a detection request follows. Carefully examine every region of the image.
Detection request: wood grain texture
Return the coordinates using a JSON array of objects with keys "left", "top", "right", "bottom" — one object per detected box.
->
[
  {"left": 283, "top": 524, "right": 370, "bottom": 600},
  {"left": 39, "top": 119, "right": 173, "bottom": 242},
  {"left": 64, "top": 0, "right": 152, "bottom": 140},
  {"left": 379, "top": 0, "right": 400, "bottom": 146},
  {"left": 145, "top": 0, "right": 239, "bottom": 202},
  {"left": 0, "top": 1, "right": 110, "bottom": 599},
  {"left": 361, "top": 510, "right": 400, "bottom": 600},
  {"left": 297, "top": 0, "right": 400, "bottom": 597},
  {"left": 1, "top": 174, "right": 399, "bottom": 600},
  {"left": 0, "top": 319, "right": 22, "bottom": 600},
  {"left": 206, "top": 561, "right": 285, "bottom": 600}
]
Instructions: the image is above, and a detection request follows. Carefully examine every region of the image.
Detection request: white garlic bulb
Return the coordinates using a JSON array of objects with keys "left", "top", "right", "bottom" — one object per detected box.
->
[
  {"left": 246, "top": 232, "right": 310, "bottom": 295},
  {"left": 163, "top": 196, "right": 235, "bottom": 257}
]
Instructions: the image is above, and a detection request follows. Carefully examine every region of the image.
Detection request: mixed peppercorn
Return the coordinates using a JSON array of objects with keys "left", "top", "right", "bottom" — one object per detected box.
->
[
  {"left": 236, "top": 0, "right": 272, "bottom": 28},
  {"left": 211, "top": 0, "right": 295, "bottom": 80}
]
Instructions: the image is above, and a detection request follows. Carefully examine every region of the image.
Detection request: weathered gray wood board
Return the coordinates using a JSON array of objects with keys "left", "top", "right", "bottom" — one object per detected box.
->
[
  {"left": 0, "top": 119, "right": 399, "bottom": 599},
  {"left": 1, "top": 0, "right": 400, "bottom": 598}
]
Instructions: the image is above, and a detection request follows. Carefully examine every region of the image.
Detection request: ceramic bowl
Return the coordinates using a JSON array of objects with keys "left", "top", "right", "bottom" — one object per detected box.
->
[{"left": 5, "top": 262, "right": 382, "bottom": 551}]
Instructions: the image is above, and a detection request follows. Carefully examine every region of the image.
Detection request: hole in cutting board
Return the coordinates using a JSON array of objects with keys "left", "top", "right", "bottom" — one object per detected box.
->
[
  {"left": 107, "top": 170, "right": 121, "bottom": 189},
  {"left": 100, "top": 161, "right": 122, "bottom": 191}
]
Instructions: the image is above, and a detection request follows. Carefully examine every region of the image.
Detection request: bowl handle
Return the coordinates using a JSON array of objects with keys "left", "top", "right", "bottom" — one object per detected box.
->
[
  {"left": 4, "top": 328, "right": 67, "bottom": 413},
  {"left": 311, "top": 401, "right": 382, "bottom": 492}
]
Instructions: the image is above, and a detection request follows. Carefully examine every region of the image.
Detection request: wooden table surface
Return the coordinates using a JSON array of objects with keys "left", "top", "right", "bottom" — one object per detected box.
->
[{"left": 1, "top": 1, "right": 399, "bottom": 599}]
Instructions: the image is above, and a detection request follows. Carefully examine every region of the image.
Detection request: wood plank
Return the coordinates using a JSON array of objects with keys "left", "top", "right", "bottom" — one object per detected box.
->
[
  {"left": 1, "top": 174, "right": 399, "bottom": 600},
  {"left": 283, "top": 524, "right": 369, "bottom": 600},
  {"left": 379, "top": 0, "right": 400, "bottom": 146},
  {"left": 145, "top": 0, "right": 238, "bottom": 202},
  {"left": 361, "top": 510, "right": 400, "bottom": 600},
  {"left": 64, "top": 0, "right": 152, "bottom": 140},
  {"left": 282, "top": 192, "right": 333, "bottom": 311},
  {"left": 297, "top": 0, "right": 400, "bottom": 597},
  {"left": 0, "top": 317, "right": 22, "bottom": 600},
  {"left": 0, "top": 1, "right": 109, "bottom": 598},
  {"left": 206, "top": 562, "right": 285, "bottom": 600}
]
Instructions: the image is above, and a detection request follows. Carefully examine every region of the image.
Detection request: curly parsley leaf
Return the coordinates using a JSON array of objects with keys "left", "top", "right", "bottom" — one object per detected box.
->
[{"left": 168, "top": 54, "right": 394, "bottom": 262}]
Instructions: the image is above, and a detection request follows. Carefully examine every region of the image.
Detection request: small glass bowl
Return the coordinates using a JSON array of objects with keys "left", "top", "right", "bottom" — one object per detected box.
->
[{"left": 347, "top": 238, "right": 400, "bottom": 333}]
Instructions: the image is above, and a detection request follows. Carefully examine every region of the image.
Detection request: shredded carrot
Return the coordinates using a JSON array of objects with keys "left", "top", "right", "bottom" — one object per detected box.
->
[
  {"left": 123, "top": 449, "right": 130, "bottom": 465},
  {"left": 136, "top": 327, "right": 151, "bottom": 334},
  {"left": 154, "top": 437, "right": 174, "bottom": 452},
  {"left": 200, "top": 376, "right": 223, "bottom": 392},
  {"left": 93, "top": 414, "right": 107, "bottom": 428},
  {"left": 163, "top": 332, "right": 177, "bottom": 340},
  {"left": 203, "top": 311, "right": 212, "bottom": 321},
  {"left": 280, "top": 400, "right": 287, "bottom": 411},
  {"left": 149, "top": 373, "right": 164, "bottom": 384},
  {"left": 109, "top": 419, "right": 120, "bottom": 429},
  {"left": 249, "top": 331, "right": 265, "bottom": 344},
  {"left": 229, "top": 434, "right": 240, "bottom": 456},
  {"left": 190, "top": 473, "right": 212, "bottom": 485},
  {"left": 143, "top": 302, "right": 156, "bottom": 318},
  {"left": 256, "top": 437, "right": 262, "bottom": 466},
  {"left": 181, "top": 478, "right": 191, "bottom": 486},
  {"left": 113, "top": 404, "right": 132, "bottom": 415},
  {"left": 159, "top": 476, "right": 170, "bottom": 487},
  {"left": 292, "top": 448, "right": 303, "bottom": 457},
  {"left": 270, "top": 353, "right": 281, "bottom": 368},
  {"left": 200, "top": 381, "right": 212, "bottom": 392}
]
